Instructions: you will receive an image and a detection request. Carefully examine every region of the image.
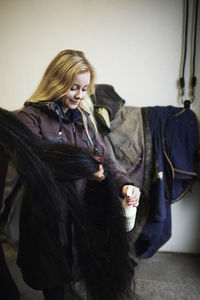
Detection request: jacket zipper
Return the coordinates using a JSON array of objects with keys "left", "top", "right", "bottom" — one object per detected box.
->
[{"left": 72, "top": 122, "right": 76, "bottom": 145}]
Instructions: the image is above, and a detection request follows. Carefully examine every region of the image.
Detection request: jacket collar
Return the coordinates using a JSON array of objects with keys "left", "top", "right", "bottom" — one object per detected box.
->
[
  {"left": 24, "top": 99, "right": 90, "bottom": 123},
  {"left": 24, "top": 100, "right": 90, "bottom": 136},
  {"left": 51, "top": 99, "right": 83, "bottom": 123}
]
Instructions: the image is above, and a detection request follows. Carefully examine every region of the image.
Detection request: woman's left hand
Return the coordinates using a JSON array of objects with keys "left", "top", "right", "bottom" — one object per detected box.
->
[
  {"left": 88, "top": 164, "right": 106, "bottom": 182},
  {"left": 122, "top": 185, "right": 141, "bottom": 207}
]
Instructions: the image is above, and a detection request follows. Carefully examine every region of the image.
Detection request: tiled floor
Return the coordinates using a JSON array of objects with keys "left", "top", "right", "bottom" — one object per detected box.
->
[{"left": 3, "top": 243, "right": 200, "bottom": 300}]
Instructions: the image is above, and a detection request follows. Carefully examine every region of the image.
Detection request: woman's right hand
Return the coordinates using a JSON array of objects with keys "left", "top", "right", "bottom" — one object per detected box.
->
[{"left": 89, "top": 164, "right": 105, "bottom": 182}]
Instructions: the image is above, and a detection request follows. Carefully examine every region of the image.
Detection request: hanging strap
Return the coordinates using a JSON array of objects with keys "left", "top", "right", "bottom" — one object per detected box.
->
[
  {"left": 179, "top": 0, "right": 188, "bottom": 95},
  {"left": 190, "top": 0, "right": 199, "bottom": 99},
  {"left": 179, "top": 0, "right": 199, "bottom": 108}
]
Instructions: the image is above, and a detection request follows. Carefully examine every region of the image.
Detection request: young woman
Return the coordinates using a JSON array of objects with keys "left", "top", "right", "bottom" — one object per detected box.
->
[{"left": 16, "top": 49, "right": 140, "bottom": 300}]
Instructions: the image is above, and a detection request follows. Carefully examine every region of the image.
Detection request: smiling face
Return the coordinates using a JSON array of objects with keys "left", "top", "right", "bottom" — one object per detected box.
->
[{"left": 62, "top": 71, "right": 91, "bottom": 112}]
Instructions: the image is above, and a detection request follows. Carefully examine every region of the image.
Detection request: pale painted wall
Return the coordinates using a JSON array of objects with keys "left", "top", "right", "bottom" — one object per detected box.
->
[{"left": 0, "top": 0, "right": 200, "bottom": 253}]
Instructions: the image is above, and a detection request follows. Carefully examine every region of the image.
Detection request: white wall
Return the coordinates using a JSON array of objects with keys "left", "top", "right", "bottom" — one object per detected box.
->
[{"left": 0, "top": 0, "right": 200, "bottom": 253}]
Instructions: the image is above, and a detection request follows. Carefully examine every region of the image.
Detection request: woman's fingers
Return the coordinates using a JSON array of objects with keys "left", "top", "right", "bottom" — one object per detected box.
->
[{"left": 122, "top": 185, "right": 141, "bottom": 206}]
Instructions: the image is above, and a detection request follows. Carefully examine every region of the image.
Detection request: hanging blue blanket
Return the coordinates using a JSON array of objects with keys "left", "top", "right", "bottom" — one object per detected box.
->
[{"left": 135, "top": 106, "right": 199, "bottom": 258}]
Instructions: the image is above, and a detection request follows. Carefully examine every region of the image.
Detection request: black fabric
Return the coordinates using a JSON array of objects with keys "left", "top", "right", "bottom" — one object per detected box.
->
[
  {"left": 0, "top": 107, "right": 136, "bottom": 300},
  {"left": 92, "top": 112, "right": 111, "bottom": 137},
  {"left": 65, "top": 108, "right": 83, "bottom": 123},
  {"left": 93, "top": 84, "right": 125, "bottom": 120},
  {"left": 43, "top": 287, "right": 65, "bottom": 300},
  {"left": 0, "top": 179, "right": 23, "bottom": 234},
  {"left": 91, "top": 84, "right": 125, "bottom": 136},
  {"left": 0, "top": 245, "right": 20, "bottom": 300}
]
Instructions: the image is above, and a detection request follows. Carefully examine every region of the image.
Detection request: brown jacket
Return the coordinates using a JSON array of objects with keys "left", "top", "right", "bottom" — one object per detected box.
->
[
  {"left": 14, "top": 101, "right": 132, "bottom": 289},
  {"left": 17, "top": 102, "right": 131, "bottom": 196}
]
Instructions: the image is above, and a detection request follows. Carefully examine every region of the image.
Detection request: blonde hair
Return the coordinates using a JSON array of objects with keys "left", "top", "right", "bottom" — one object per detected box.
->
[{"left": 27, "top": 49, "right": 100, "bottom": 144}]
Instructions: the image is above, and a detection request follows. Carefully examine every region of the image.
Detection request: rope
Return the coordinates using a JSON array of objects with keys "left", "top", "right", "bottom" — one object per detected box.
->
[{"left": 179, "top": 0, "right": 199, "bottom": 107}]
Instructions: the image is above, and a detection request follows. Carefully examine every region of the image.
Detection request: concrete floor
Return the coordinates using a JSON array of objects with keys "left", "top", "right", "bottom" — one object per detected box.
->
[
  {"left": 135, "top": 252, "right": 200, "bottom": 300},
  {"left": 3, "top": 243, "right": 200, "bottom": 300}
]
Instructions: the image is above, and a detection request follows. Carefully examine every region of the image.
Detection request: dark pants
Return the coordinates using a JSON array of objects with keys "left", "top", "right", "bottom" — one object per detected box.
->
[
  {"left": 0, "top": 244, "right": 20, "bottom": 300},
  {"left": 43, "top": 287, "right": 65, "bottom": 300}
]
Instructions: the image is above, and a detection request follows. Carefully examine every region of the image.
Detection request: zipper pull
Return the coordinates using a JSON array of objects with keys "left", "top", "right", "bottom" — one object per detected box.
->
[{"left": 72, "top": 122, "right": 76, "bottom": 133}]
